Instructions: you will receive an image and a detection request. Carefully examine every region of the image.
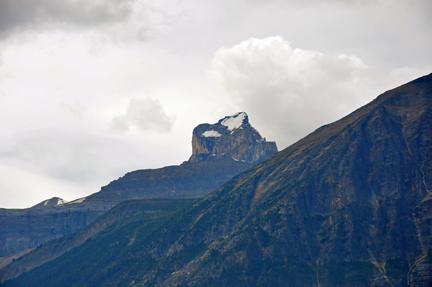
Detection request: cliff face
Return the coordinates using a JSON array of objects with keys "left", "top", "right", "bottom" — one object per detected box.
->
[
  {"left": 0, "top": 112, "right": 277, "bottom": 259},
  {"left": 2, "top": 74, "right": 431, "bottom": 286},
  {"left": 88, "top": 158, "right": 254, "bottom": 203},
  {"left": 0, "top": 202, "right": 113, "bottom": 258},
  {"left": 189, "top": 112, "right": 277, "bottom": 163}
]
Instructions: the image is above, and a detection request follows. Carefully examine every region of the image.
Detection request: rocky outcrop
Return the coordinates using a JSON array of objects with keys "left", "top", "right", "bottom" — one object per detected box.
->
[
  {"left": 189, "top": 112, "right": 277, "bottom": 163},
  {"left": 0, "top": 112, "right": 277, "bottom": 259}
]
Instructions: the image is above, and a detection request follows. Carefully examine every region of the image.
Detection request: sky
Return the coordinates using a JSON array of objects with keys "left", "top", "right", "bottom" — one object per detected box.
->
[{"left": 0, "top": 0, "right": 431, "bottom": 208}]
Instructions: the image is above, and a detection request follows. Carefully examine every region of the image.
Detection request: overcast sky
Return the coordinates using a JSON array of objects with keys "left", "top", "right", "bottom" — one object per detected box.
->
[{"left": 0, "top": 0, "right": 431, "bottom": 208}]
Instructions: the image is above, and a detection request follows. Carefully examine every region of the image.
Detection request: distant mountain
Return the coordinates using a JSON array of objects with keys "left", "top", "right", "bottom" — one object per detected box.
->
[
  {"left": 0, "top": 112, "right": 277, "bottom": 259},
  {"left": 30, "top": 197, "right": 67, "bottom": 208},
  {"left": 2, "top": 74, "right": 430, "bottom": 286}
]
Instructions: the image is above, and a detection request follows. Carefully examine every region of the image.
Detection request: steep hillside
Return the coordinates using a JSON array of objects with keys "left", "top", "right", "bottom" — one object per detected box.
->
[
  {"left": 86, "top": 156, "right": 254, "bottom": 203},
  {"left": 0, "top": 198, "right": 197, "bottom": 283},
  {"left": 2, "top": 74, "right": 431, "bottom": 286}
]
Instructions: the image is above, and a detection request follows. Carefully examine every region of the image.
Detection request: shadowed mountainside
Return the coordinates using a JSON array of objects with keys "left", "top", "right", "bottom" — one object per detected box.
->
[
  {"left": 2, "top": 74, "right": 431, "bottom": 286},
  {"left": 0, "top": 198, "right": 197, "bottom": 283}
]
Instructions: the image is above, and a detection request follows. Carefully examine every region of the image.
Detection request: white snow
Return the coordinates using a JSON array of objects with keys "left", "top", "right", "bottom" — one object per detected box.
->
[
  {"left": 202, "top": 130, "right": 222, "bottom": 137},
  {"left": 57, "top": 198, "right": 67, "bottom": 205},
  {"left": 43, "top": 201, "right": 48, "bottom": 206},
  {"left": 221, "top": 112, "right": 246, "bottom": 130},
  {"left": 67, "top": 197, "right": 86, "bottom": 204}
]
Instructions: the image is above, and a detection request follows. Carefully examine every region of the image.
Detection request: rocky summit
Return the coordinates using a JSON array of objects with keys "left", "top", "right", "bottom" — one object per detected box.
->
[
  {"left": 189, "top": 112, "right": 277, "bottom": 163},
  {"left": 0, "top": 113, "right": 277, "bottom": 260},
  {"left": 1, "top": 73, "right": 430, "bottom": 287}
]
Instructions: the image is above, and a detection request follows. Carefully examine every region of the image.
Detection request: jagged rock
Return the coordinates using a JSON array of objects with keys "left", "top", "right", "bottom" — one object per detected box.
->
[{"left": 189, "top": 112, "right": 277, "bottom": 163}]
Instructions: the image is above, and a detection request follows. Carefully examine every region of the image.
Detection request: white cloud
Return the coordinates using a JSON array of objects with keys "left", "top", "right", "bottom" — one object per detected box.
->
[
  {"left": 111, "top": 97, "right": 175, "bottom": 133},
  {"left": 210, "top": 36, "right": 371, "bottom": 149}
]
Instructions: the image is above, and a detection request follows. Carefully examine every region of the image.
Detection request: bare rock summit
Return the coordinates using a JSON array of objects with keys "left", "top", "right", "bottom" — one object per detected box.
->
[{"left": 188, "top": 112, "right": 277, "bottom": 163}]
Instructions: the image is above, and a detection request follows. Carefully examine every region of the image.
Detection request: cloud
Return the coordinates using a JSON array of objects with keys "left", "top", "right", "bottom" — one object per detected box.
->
[
  {"left": 0, "top": 0, "right": 135, "bottom": 38},
  {"left": 0, "top": 130, "right": 109, "bottom": 183},
  {"left": 0, "top": 163, "right": 86, "bottom": 208},
  {"left": 210, "top": 36, "right": 371, "bottom": 149},
  {"left": 111, "top": 97, "right": 175, "bottom": 133},
  {"left": 0, "top": 126, "right": 183, "bottom": 208}
]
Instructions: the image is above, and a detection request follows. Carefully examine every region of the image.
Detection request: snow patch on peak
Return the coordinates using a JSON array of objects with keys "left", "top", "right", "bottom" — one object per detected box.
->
[
  {"left": 57, "top": 198, "right": 67, "bottom": 205},
  {"left": 221, "top": 112, "right": 247, "bottom": 131},
  {"left": 34, "top": 197, "right": 68, "bottom": 208},
  {"left": 202, "top": 130, "right": 222, "bottom": 137},
  {"left": 67, "top": 197, "right": 86, "bottom": 204}
]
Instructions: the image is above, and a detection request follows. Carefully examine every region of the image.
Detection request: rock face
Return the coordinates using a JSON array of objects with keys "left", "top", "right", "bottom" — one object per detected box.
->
[
  {"left": 0, "top": 113, "right": 277, "bottom": 258},
  {"left": 88, "top": 158, "right": 254, "bottom": 203},
  {"left": 2, "top": 74, "right": 431, "bottom": 286},
  {"left": 0, "top": 202, "right": 113, "bottom": 258},
  {"left": 189, "top": 112, "right": 277, "bottom": 163}
]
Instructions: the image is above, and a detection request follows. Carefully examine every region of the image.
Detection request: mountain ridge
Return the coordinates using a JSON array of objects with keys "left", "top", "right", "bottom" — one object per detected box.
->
[{"left": 0, "top": 112, "right": 277, "bottom": 259}]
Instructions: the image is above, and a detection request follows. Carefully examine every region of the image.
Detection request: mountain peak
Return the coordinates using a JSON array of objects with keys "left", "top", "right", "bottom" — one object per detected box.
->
[
  {"left": 188, "top": 112, "right": 277, "bottom": 163},
  {"left": 30, "top": 197, "right": 67, "bottom": 209}
]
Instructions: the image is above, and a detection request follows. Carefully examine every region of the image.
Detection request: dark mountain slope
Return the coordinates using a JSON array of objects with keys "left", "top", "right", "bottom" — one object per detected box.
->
[
  {"left": 87, "top": 157, "right": 254, "bottom": 202},
  {"left": 2, "top": 74, "right": 432, "bottom": 286},
  {"left": 0, "top": 198, "right": 197, "bottom": 283}
]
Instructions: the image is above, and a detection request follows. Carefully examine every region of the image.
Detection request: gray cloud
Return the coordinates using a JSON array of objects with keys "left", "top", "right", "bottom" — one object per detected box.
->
[
  {"left": 0, "top": 125, "right": 178, "bottom": 183},
  {"left": 0, "top": 0, "right": 134, "bottom": 38},
  {"left": 111, "top": 97, "right": 175, "bottom": 133},
  {"left": 1, "top": 130, "right": 104, "bottom": 183},
  {"left": 210, "top": 36, "right": 371, "bottom": 149},
  {"left": 248, "top": 0, "right": 377, "bottom": 6}
]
